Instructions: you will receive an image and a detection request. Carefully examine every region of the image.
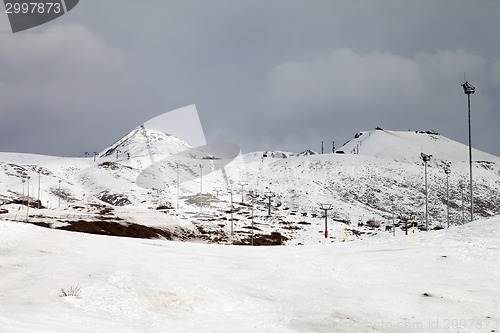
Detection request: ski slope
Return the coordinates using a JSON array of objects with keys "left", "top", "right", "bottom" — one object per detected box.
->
[{"left": 0, "top": 216, "right": 498, "bottom": 332}]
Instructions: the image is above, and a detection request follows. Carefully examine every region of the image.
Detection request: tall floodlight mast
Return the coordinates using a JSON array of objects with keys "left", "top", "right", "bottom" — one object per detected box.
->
[
  {"left": 444, "top": 167, "right": 451, "bottom": 228},
  {"left": 176, "top": 163, "right": 180, "bottom": 209},
  {"left": 199, "top": 164, "right": 203, "bottom": 214},
  {"left": 21, "top": 179, "right": 25, "bottom": 210},
  {"left": 58, "top": 179, "right": 62, "bottom": 208},
  {"left": 37, "top": 168, "right": 42, "bottom": 209},
  {"left": 461, "top": 80, "right": 475, "bottom": 222},
  {"left": 421, "top": 153, "right": 432, "bottom": 231},
  {"left": 459, "top": 182, "right": 465, "bottom": 223},
  {"left": 227, "top": 181, "right": 235, "bottom": 234}
]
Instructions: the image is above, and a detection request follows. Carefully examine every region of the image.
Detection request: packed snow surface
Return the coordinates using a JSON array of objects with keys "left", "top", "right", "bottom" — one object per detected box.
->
[{"left": 0, "top": 216, "right": 498, "bottom": 332}]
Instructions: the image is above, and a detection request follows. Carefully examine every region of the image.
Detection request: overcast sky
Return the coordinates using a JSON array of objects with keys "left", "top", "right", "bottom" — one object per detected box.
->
[{"left": 1, "top": 0, "right": 499, "bottom": 157}]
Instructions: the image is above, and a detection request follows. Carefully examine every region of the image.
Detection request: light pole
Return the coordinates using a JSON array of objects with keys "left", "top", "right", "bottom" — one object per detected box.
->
[
  {"left": 319, "top": 203, "right": 333, "bottom": 238},
  {"left": 25, "top": 176, "right": 31, "bottom": 222},
  {"left": 163, "top": 182, "right": 168, "bottom": 205},
  {"left": 199, "top": 164, "right": 203, "bottom": 214},
  {"left": 444, "top": 167, "right": 451, "bottom": 228},
  {"left": 58, "top": 179, "right": 62, "bottom": 208},
  {"left": 37, "top": 168, "right": 41, "bottom": 209},
  {"left": 264, "top": 190, "right": 275, "bottom": 217},
  {"left": 248, "top": 190, "right": 259, "bottom": 244},
  {"left": 251, "top": 205, "right": 254, "bottom": 246},
  {"left": 460, "top": 182, "right": 465, "bottom": 224},
  {"left": 391, "top": 197, "right": 395, "bottom": 237},
  {"left": 177, "top": 163, "right": 180, "bottom": 209},
  {"left": 421, "top": 153, "right": 432, "bottom": 231},
  {"left": 461, "top": 80, "right": 475, "bottom": 222},
  {"left": 22, "top": 179, "right": 25, "bottom": 209},
  {"left": 227, "top": 181, "right": 234, "bottom": 234},
  {"left": 26, "top": 176, "right": 30, "bottom": 200}
]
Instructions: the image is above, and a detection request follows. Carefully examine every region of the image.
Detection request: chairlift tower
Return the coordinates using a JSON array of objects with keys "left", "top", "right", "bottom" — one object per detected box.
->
[
  {"left": 264, "top": 190, "right": 276, "bottom": 216},
  {"left": 319, "top": 203, "right": 333, "bottom": 238},
  {"left": 213, "top": 187, "right": 222, "bottom": 197},
  {"left": 238, "top": 181, "right": 248, "bottom": 203}
]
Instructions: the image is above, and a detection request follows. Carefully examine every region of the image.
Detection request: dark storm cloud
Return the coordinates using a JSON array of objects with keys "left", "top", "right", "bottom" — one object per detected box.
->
[{"left": 0, "top": 0, "right": 499, "bottom": 157}]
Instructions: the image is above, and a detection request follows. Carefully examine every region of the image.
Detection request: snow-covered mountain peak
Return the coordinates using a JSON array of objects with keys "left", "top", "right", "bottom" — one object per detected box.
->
[{"left": 99, "top": 126, "right": 192, "bottom": 160}]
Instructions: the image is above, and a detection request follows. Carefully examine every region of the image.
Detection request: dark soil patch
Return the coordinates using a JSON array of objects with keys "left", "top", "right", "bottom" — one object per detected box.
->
[
  {"left": 282, "top": 225, "right": 301, "bottom": 230},
  {"left": 29, "top": 221, "right": 52, "bottom": 228},
  {"left": 242, "top": 225, "right": 262, "bottom": 231},
  {"left": 350, "top": 229, "right": 365, "bottom": 236},
  {"left": 97, "top": 191, "right": 131, "bottom": 206},
  {"left": 235, "top": 232, "right": 288, "bottom": 246},
  {"left": 156, "top": 203, "right": 173, "bottom": 210},
  {"left": 10, "top": 199, "right": 45, "bottom": 209},
  {"left": 34, "top": 220, "right": 172, "bottom": 240}
]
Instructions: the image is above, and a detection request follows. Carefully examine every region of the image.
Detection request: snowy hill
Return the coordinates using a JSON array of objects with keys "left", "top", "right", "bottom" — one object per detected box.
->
[
  {"left": 1, "top": 122, "right": 499, "bottom": 245},
  {"left": 339, "top": 128, "right": 500, "bottom": 168},
  {"left": 243, "top": 129, "right": 500, "bottom": 227}
]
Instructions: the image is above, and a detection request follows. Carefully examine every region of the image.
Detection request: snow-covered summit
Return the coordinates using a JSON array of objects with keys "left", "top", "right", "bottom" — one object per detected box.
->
[
  {"left": 339, "top": 128, "right": 500, "bottom": 168},
  {"left": 100, "top": 126, "right": 192, "bottom": 160}
]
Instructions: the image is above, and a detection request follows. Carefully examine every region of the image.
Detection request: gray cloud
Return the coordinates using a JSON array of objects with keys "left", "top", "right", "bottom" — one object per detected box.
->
[{"left": 0, "top": 0, "right": 499, "bottom": 157}]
